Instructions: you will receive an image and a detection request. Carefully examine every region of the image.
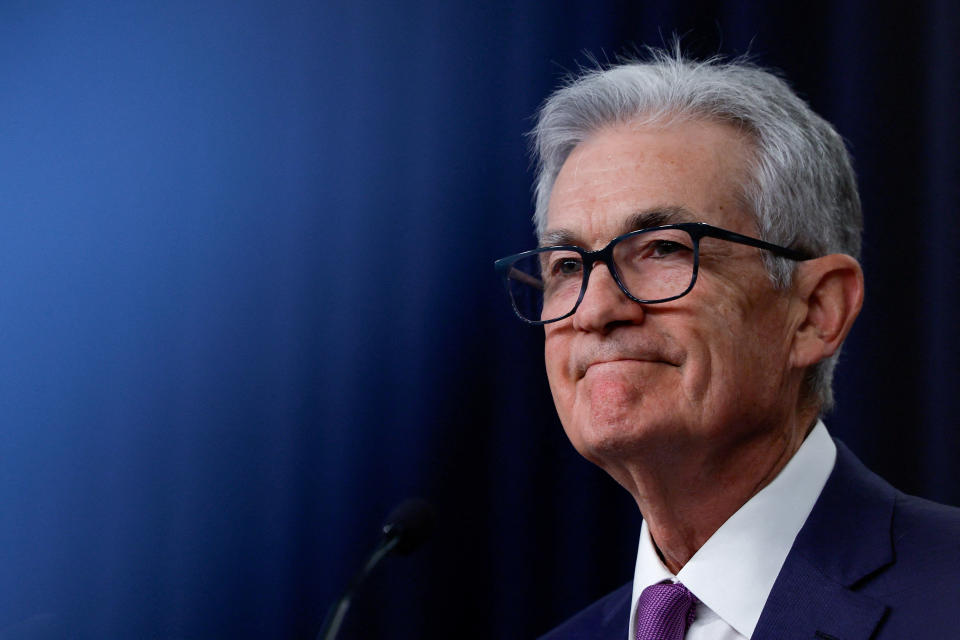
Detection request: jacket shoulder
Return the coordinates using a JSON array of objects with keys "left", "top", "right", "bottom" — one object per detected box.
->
[
  {"left": 892, "top": 490, "right": 960, "bottom": 540},
  {"left": 538, "top": 582, "right": 632, "bottom": 640},
  {"left": 875, "top": 490, "right": 960, "bottom": 587}
]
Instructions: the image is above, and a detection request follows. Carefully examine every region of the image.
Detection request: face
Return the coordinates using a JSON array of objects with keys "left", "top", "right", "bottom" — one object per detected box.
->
[{"left": 543, "top": 119, "right": 803, "bottom": 472}]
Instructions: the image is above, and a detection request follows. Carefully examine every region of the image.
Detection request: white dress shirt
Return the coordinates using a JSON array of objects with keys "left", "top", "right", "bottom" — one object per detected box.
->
[{"left": 628, "top": 421, "right": 836, "bottom": 639}]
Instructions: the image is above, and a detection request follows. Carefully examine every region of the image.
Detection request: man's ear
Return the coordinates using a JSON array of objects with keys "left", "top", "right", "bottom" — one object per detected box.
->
[{"left": 790, "top": 254, "right": 865, "bottom": 369}]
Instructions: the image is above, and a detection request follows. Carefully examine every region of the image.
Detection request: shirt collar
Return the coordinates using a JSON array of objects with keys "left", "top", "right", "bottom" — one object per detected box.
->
[{"left": 629, "top": 420, "right": 836, "bottom": 638}]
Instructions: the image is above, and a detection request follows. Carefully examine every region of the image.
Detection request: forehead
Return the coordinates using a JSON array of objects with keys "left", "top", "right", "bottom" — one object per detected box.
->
[{"left": 545, "top": 118, "right": 755, "bottom": 247}]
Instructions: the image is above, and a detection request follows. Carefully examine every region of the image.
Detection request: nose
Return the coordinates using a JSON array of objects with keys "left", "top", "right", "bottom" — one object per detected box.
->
[{"left": 571, "top": 262, "right": 645, "bottom": 332}]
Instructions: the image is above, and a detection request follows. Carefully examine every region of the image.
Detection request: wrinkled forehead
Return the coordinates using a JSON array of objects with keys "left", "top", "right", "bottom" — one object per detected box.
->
[
  {"left": 543, "top": 119, "right": 757, "bottom": 248},
  {"left": 539, "top": 206, "right": 696, "bottom": 247}
]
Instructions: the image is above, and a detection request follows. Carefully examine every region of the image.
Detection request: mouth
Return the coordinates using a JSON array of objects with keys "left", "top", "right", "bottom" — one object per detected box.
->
[
  {"left": 571, "top": 335, "right": 684, "bottom": 381},
  {"left": 577, "top": 357, "right": 674, "bottom": 380}
]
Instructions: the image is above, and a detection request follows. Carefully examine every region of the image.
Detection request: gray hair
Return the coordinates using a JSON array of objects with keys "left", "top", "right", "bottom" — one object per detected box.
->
[{"left": 530, "top": 48, "right": 862, "bottom": 412}]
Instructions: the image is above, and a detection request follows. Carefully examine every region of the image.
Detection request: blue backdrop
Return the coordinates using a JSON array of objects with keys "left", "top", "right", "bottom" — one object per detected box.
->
[{"left": 0, "top": 2, "right": 957, "bottom": 638}]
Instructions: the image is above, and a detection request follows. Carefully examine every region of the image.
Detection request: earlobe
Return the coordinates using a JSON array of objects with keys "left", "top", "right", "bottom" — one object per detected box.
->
[{"left": 789, "top": 254, "right": 865, "bottom": 368}]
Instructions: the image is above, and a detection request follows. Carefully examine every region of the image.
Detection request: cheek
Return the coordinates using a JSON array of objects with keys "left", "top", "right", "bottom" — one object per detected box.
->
[
  {"left": 543, "top": 332, "right": 574, "bottom": 415},
  {"left": 692, "top": 302, "right": 792, "bottom": 407},
  {"left": 669, "top": 305, "right": 745, "bottom": 406}
]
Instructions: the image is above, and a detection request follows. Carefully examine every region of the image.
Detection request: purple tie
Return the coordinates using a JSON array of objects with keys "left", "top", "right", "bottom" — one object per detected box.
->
[{"left": 635, "top": 582, "right": 697, "bottom": 640}]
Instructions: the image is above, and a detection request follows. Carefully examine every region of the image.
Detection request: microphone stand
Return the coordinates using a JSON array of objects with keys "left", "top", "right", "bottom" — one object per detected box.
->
[
  {"left": 316, "top": 498, "right": 434, "bottom": 640},
  {"left": 315, "top": 533, "right": 400, "bottom": 640}
]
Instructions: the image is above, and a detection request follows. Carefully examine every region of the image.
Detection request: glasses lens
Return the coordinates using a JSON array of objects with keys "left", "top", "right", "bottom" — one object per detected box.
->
[
  {"left": 612, "top": 228, "right": 696, "bottom": 301},
  {"left": 504, "top": 249, "right": 583, "bottom": 322},
  {"left": 501, "top": 228, "right": 697, "bottom": 323}
]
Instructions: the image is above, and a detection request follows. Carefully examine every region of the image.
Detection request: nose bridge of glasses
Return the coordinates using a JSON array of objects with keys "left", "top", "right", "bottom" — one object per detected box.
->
[
  {"left": 581, "top": 243, "right": 627, "bottom": 297},
  {"left": 583, "top": 241, "right": 617, "bottom": 271}
]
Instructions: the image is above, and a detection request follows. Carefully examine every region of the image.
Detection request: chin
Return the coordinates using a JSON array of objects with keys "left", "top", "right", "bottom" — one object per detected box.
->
[{"left": 564, "top": 409, "right": 655, "bottom": 464}]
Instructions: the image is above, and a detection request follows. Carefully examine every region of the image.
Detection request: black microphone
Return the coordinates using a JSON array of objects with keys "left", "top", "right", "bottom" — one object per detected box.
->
[
  {"left": 316, "top": 498, "right": 436, "bottom": 640},
  {"left": 381, "top": 498, "right": 436, "bottom": 555}
]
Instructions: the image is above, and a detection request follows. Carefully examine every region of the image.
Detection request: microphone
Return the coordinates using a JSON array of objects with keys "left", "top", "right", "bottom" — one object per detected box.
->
[
  {"left": 381, "top": 498, "right": 436, "bottom": 555},
  {"left": 316, "top": 498, "right": 436, "bottom": 640}
]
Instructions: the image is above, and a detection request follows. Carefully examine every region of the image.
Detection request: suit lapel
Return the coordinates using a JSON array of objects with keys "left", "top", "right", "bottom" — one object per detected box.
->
[
  {"left": 752, "top": 552, "right": 886, "bottom": 640},
  {"left": 752, "top": 441, "right": 895, "bottom": 640}
]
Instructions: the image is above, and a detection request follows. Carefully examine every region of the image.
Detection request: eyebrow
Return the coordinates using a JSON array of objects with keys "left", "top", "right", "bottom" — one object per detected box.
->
[{"left": 539, "top": 206, "right": 698, "bottom": 248}]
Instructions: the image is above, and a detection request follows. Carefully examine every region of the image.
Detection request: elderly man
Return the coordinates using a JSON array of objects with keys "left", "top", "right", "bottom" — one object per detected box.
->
[{"left": 495, "top": 51, "right": 960, "bottom": 640}]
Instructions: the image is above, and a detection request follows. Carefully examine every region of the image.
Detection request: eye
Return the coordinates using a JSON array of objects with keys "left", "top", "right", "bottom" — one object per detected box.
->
[
  {"left": 649, "top": 240, "right": 690, "bottom": 257},
  {"left": 550, "top": 256, "right": 583, "bottom": 277}
]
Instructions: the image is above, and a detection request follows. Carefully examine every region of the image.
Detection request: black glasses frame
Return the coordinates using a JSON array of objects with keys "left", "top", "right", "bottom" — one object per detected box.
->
[{"left": 494, "top": 222, "right": 813, "bottom": 325}]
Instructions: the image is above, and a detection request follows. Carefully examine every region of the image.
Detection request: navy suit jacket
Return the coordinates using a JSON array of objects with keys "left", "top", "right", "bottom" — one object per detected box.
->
[{"left": 539, "top": 440, "right": 960, "bottom": 639}]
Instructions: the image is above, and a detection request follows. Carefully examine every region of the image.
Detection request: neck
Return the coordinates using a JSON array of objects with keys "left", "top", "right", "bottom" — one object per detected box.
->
[{"left": 609, "top": 411, "right": 817, "bottom": 574}]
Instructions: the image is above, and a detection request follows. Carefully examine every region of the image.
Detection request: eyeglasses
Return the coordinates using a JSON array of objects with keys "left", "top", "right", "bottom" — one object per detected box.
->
[{"left": 494, "top": 222, "right": 813, "bottom": 325}]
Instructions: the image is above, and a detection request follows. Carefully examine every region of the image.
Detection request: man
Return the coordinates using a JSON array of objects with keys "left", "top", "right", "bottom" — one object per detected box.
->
[{"left": 495, "top": 50, "right": 960, "bottom": 639}]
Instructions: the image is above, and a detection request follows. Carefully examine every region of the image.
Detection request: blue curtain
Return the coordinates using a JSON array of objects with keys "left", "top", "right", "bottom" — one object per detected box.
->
[{"left": 0, "top": 1, "right": 956, "bottom": 638}]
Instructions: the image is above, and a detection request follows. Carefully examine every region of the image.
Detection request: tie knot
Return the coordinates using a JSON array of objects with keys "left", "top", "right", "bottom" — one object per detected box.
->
[{"left": 635, "top": 582, "right": 697, "bottom": 640}]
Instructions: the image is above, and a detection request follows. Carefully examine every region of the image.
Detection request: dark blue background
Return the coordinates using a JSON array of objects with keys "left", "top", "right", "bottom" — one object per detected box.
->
[{"left": 0, "top": 2, "right": 957, "bottom": 638}]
